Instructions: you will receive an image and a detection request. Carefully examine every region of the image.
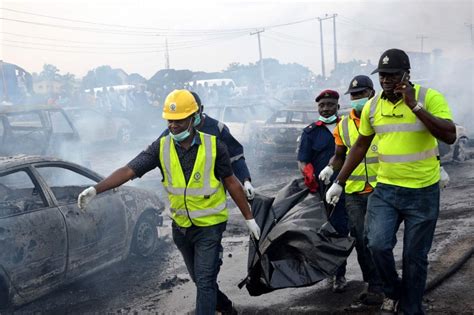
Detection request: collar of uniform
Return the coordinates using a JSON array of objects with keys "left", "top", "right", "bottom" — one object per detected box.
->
[
  {"left": 174, "top": 131, "right": 201, "bottom": 148},
  {"left": 315, "top": 116, "right": 342, "bottom": 126}
]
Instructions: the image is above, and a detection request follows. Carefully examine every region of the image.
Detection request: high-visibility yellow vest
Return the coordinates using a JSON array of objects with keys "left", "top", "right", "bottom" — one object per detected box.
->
[
  {"left": 367, "top": 86, "right": 439, "bottom": 188},
  {"left": 338, "top": 116, "right": 379, "bottom": 193},
  {"left": 159, "top": 132, "right": 228, "bottom": 227}
]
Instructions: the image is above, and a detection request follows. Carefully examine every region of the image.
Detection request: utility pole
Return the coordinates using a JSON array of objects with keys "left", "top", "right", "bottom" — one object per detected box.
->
[
  {"left": 317, "top": 17, "right": 326, "bottom": 78},
  {"left": 250, "top": 28, "right": 265, "bottom": 90},
  {"left": 164, "top": 37, "right": 170, "bottom": 70},
  {"left": 416, "top": 34, "right": 428, "bottom": 53},
  {"left": 465, "top": 23, "right": 474, "bottom": 47},
  {"left": 332, "top": 14, "right": 338, "bottom": 68},
  {"left": 317, "top": 14, "right": 337, "bottom": 78}
]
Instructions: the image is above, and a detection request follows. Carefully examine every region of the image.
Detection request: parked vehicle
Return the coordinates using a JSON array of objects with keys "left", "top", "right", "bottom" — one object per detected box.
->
[
  {"left": 0, "top": 155, "right": 164, "bottom": 308},
  {"left": 64, "top": 107, "right": 132, "bottom": 145},
  {"left": 252, "top": 108, "right": 318, "bottom": 168},
  {"left": 272, "top": 88, "right": 314, "bottom": 108},
  {"left": 0, "top": 105, "right": 80, "bottom": 158},
  {"left": 205, "top": 104, "right": 273, "bottom": 146}
]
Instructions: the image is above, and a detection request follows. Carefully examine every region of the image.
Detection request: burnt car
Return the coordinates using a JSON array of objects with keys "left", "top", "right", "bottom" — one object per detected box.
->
[
  {"left": 0, "top": 105, "right": 80, "bottom": 158},
  {"left": 252, "top": 108, "right": 318, "bottom": 168},
  {"left": 0, "top": 155, "right": 164, "bottom": 308},
  {"left": 205, "top": 104, "right": 274, "bottom": 146},
  {"left": 64, "top": 107, "right": 132, "bottom": 145}
]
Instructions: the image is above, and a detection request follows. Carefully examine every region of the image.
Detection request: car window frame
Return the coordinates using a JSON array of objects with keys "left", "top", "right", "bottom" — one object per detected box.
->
[{"left": 0, "top": 166, "right": 51, "bottom": 217}]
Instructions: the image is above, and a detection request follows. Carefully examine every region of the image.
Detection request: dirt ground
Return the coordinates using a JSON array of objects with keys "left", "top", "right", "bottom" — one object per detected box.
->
[{"left": 7, "top": 156, "right": 474, "bottom": 314}]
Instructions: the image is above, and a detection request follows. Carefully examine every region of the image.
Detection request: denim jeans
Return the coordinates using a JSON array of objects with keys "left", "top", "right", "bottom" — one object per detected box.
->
[
  {"left": 345, "top": 193, "right": 383, "bottom": 293},
  {"left": 172, "top": 222, "right": 232, "bottom": 315},
  {"left": 327, "top": 194, "right": 349, "bottom": 278},
  {"left": 366, "top": 183, "right": 440, "bottom": 315}
]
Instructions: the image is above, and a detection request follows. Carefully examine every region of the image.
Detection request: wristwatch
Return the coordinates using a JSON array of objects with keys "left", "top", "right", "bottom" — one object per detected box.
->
[{"left": 412, "top": 102, "right": 423, "bottom": 112}]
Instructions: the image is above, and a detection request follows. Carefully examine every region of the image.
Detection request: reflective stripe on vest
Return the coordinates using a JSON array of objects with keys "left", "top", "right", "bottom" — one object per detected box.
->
[
  {"left": 378, "top": 147, "right": 438, "bottom": 163},
  {"left": 160, "top": 132, "right": 228, "bottom": 227},
  {"left": 367, "top": 85, "right": 441, "bottom": 188},
  {"left": 339, "top": 115, "right": 379, "bottom": 193},
  {"left": 171, "top": 202, "right": 226, "bottom": 219},
  {"left": 162, "top": 135, "right": 216, "bottom": 196},
  {"left": 348, "top": 175, "right": 377, "bottom": 181}
]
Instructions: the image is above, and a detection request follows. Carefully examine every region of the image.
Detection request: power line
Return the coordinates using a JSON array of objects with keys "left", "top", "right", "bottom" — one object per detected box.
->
[
  {"left": 0, "top": 17, "right": 159, "bottom": 36},
  {"left": 1, "top": 6, "right": 317, "bottom": 36},
  {"left": 1, "top": 31, "right": 246, "bottom": 49},
  {"left": 2, "top": 33, "right": 247, "bottom": 55}
]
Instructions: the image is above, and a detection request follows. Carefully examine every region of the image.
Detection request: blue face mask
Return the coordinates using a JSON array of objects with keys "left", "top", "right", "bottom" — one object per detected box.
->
[
  {"left": 170, "top": 117, "right": 193, "bottom": 142},
  {"left": 170, "top": 129, "right": 190, "bottom": 142},
  {"left": 193, "top": 113, "right": 201, "bottom": 127},
  {"left": 318, "top": 114, "right": 337, "bottom": 124},
  {"left": 351, "top": 97, "right": 369, "bottom": 112}
]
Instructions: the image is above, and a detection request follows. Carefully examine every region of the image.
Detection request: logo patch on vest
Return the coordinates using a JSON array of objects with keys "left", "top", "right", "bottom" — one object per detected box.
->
[
  {"left": 371, "top": 144, "right": 378, "bottom": 152},
  {"left": 193, "top": 172, "right": 201, "bottom": 182},
  {"left": 169, "top": 103, "right": 177, "bottom": 111}
]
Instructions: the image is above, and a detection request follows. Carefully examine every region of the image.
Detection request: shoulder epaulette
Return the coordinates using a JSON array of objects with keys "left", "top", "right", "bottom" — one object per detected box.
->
[{"left": 303, "top": 122, "right": 318, "bottom": 133}]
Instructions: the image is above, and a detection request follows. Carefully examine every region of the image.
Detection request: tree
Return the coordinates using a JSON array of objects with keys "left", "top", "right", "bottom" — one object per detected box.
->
[
  {"left": 81, "top": 65, "right": 124, "bottom": 89},
  {"left": 39, "top": 64, "right": 60, "bottom": 81}
]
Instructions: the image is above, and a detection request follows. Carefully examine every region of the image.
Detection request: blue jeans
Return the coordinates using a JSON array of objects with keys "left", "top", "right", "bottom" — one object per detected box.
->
[
  {"left": 366, "top": 183, "right": 440, "bottom": 315},
  {"left": 327, "top": 193, "right": 349, "bottom": 278},
  {"left": 172, "top": 222, "right": 232, "bottom": 315},
  {"left": 345, "top": 193, "right": 383, "bottom": 293}
]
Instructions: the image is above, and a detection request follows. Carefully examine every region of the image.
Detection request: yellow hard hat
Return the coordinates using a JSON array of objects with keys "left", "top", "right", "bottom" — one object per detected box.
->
[{"left": 162, "top": 89, "right": 198, "bottom": 120}]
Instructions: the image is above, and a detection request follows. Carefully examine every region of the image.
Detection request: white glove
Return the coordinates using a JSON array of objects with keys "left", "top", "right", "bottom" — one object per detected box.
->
[
  {"left": 77, "top": 186, "right": 97, "bottom": 210},
  {"left": 318, "top": 165, "right": 334, "bottom": 185},
  {"left": 325, "top": 182, "right": 343, "bottom": 206},
  {"left": 244, "top": 180, "right": 255, "bottom": 200},
  {"left": 440, "top": 166, "right": 450, "bottom": 189},
  {"left": 245, "top": 218, "right": 261, "bottom": 240}
]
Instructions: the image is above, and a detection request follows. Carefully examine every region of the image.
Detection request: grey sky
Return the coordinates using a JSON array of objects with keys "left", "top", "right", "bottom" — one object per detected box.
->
[{"left": 1, "top": 0, "right": 472, "bottom": 78}]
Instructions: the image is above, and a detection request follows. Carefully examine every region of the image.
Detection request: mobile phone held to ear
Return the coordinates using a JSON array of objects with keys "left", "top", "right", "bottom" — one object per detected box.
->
[
  {"left": 395, "top": 72, "right": 408, "bottom": 97},
  {"left": 400, "top": 72, "right": 408, "bottom": 84}
]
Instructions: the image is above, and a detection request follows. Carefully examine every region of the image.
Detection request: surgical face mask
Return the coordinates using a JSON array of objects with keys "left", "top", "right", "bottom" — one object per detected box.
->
[
  {"left": 193, "top": 113, "right": 201, "bottom": 127},
  {"left": 350, "top": 97, "right": 369, "bottom": 112},
  {"left": 318, "top": 114, "right": 337, "bottom": 124},
  {"left": 170, "top": 117, "right": 193, "bottom": 142}
]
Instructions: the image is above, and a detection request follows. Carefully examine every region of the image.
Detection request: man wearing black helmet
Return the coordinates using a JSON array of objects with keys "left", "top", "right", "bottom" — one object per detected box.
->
[{"left": 326, "top": 49, "right": 456, "bottom": 314}]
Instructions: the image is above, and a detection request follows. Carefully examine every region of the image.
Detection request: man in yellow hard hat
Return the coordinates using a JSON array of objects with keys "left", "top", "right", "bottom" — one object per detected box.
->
[{"left": 77, "top": 89, "right": 260, "bottom": 315}]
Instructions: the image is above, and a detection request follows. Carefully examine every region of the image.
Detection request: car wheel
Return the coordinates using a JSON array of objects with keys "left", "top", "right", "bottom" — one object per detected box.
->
[
  {"left": 131, "top": 214, "right": 158, "bottom": 258},
  {"left": 117, "top": 127, "right": 131, "bottom": 145}
]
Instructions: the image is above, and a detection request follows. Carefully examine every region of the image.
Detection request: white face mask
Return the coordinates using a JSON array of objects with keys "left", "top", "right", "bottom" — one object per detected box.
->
[{"left": 318, "top": 114, "right": 337, "bottom": 124}]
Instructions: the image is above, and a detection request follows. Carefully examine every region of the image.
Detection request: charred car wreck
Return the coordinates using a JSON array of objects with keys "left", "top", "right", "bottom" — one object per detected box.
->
[{"left": 0, "top": 155, "right": 164, "bottom": 308}]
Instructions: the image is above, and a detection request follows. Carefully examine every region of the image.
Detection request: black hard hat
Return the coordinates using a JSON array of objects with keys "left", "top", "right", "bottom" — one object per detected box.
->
[
  {"left": 371, "top": 48, "right": 411, "bottom": 74},
  {"left": 344, "top": 75, "right": 374, "bottom": 95},
  {"left": 190, "top": 91, "right": 202, "bottom": 106}
]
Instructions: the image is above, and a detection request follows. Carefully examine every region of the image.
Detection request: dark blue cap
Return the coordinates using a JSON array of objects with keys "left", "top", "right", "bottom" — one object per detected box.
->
[{"left": 344, "top": 75, "right": 374, "bottom": 95}]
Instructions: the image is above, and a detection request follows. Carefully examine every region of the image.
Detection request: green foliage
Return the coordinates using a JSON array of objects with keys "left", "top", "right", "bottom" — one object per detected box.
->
[{"left": 81, "top": 65, "right": 124, "bottom": 89}]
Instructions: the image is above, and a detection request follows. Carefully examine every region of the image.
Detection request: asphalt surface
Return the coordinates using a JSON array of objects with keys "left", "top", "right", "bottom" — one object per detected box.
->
[{"left": 7, "top": 149, "right": 474, "bottom": 314}]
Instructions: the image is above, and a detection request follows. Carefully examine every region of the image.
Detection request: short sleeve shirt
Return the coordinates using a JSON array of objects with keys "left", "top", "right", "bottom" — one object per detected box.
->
[
  {"left": 127, "top": 133, "right": 233, "bottom": 183},
  {"left": 359, "top": 84, "right": 453, "bottom": 136}
]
